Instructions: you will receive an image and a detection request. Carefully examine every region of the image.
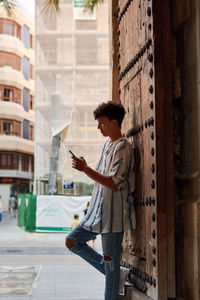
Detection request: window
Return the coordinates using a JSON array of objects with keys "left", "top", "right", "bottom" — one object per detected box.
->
[
  {"left": 0, "top": 19, "right": 21, "bottom": 38},
  {"left": 3, "top": 23, "right": 12, "bottom": 35},
  {"left": 31, "top": 156, "right": 34, "bottom": 172},
  {"left": 3, "top": 88, "right": 13, "bottom": 101},
  {"left": 0, "top": 119, "right": 21, "bottom": 136},
  {"left": 0, "top": 152, "right": 19, "bottom": 170},
  {"left": 2, "top": 153, "right": 12, "bottom": 168},
  {"left": 21, "top": 155, "right": 29, "bottom": 171},
  {"left": 22, "top": 56, "right": 30, "bottom": 80},
  {"left": 0, "top": 51, "right": 21, "bottom": 70},
  {"left": 23, "top": 120, "right": 29, "bottom": 139},
  {"left": 23, "top": 88, "right": 29, "bottom": 111},
  {"left": 0, "top": 85, "right": 21, "bottom": 104},
  {"left": 22, "top": 25, "right": 30, "bottom": 49},
  {"left": 14, "top": 88, "right": 21, "bottom": 104},
  {"left": 13, "top": 121, "right": 21, "bottom": 136},
  {"left": 13, "top": 153, "right": 19, "bottom": 169},
  {"left": 3, "top": 121, "right": 12, "bottom": 134},
  {"left": 14, "top": 25, "right": 17, "bottom": 37}
]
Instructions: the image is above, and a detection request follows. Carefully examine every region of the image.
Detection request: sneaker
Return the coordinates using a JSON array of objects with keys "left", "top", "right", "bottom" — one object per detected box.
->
[{"left": 118, "top": 267, "right": 130, "bottom": 295}]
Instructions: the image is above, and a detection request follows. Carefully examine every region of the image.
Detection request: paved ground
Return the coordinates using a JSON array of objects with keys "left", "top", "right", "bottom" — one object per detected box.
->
[{"left": 0, "top": 211, "right": 105, "bottom": 300}]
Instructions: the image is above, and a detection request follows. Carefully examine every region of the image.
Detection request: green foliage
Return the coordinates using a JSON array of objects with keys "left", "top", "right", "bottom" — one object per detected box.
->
[
  {"left": 0, "top": 0, "right": 104, "bottom": 15},
  {"left": 42, "top": 0, "right": 104, "bottom": 13},
  {"left": 83, "top": 0, "right": 104, "bottom": 12},
  {"left": 0, "top": 0, "right": 16, "bottom": 15},
  {"left": 43, "top": 0, "right": 60, "bottom": 13}
]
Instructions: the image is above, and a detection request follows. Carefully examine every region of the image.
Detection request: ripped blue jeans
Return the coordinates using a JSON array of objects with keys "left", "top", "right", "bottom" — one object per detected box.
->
[{"left": 66, "top": 224, "right": 124, "bottom": 300}]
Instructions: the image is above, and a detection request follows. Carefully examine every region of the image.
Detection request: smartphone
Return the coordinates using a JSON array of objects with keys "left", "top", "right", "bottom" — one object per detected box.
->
[{"left": 69, "top": 150, "right": 76, "bottom": 157}]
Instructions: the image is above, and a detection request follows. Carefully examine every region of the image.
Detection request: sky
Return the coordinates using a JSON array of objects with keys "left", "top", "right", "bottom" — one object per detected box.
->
[{"left": 17, "top": 0, "right": 35, "bottom": 17}]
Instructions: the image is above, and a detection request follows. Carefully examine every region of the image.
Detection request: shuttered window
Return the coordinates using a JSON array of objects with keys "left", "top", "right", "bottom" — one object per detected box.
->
[
  {"left": 21, "top": 154, "right": 29, "bottom": 171},
  {"left": 23, "top": 88, "right": 29, "bottom": 111},
  {"left": 23, "top": 120, "right": 29, "bottom": 140},
  {"left": 22, "top": 25, "right": 30, "bottom": 49},
  {"left": 22, "top": 56, "right": 30, "bottom": 80},
  {"left": 0, "top": 152, "right": 19, "bottom": 170}
]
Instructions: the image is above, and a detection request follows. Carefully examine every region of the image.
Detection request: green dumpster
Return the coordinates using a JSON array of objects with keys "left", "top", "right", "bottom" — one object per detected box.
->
[
  {"left": 18, "top": 194, "right": 26, "bottom": 227},
  {"left": 24, "top": 194, "right": 36, "bottom": 232}
]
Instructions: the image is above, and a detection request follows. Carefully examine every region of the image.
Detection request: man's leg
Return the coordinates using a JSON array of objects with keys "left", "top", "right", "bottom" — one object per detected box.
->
[
  {"left": 101, "top": 232, "right": 124, "bottom": 300},
  {"left": 65, "top": 224, "right": 105, "bottom": 274}
]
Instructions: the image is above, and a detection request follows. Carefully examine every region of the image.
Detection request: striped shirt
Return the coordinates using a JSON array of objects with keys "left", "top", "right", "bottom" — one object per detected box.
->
[{"left": 80, "top": 137, "right": 136, "bottom": 233}]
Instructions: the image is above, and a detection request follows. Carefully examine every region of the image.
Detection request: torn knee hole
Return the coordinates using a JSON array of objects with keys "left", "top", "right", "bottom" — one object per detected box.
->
[
  {"left": 104, "top": 255, "right": 112, "bottom": 261},
  {"left": 65, "top": 238, "right": 75, "bottom": 249}
]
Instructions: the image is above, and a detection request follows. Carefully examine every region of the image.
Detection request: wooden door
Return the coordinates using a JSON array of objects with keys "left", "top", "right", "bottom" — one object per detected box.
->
[{"left": 111, "top": 1, "right": 175, "bottom": 299}]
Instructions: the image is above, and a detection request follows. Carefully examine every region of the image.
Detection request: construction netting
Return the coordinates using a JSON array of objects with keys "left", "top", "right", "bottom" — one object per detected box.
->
[{"left": 34, "top": 0, "right": 109, "bottom": 194}]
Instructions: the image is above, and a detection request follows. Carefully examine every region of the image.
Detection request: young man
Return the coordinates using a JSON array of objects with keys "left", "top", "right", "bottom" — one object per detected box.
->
[{"left": 65, "top": 101, "right": 136, "bottom": 300}]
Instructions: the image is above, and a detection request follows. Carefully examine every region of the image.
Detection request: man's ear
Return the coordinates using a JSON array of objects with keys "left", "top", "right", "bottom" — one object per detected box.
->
[{"left": 112, "top": 119, "right": 119, "bottom": 127}]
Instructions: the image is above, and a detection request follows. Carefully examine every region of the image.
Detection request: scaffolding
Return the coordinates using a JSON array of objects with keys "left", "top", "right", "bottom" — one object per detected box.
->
[{"left": 34, "top": 0, "right": 109, "bottom": 195}]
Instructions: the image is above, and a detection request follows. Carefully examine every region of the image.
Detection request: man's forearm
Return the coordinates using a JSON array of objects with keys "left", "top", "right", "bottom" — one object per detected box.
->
[{"left": 84, "top": 166, "right": 117, "bottom": 191}]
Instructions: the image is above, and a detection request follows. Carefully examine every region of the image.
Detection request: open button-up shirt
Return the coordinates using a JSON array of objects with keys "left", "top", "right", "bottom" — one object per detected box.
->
[{"left": 80, "top": 137, "right": 136, "bottom": 233}]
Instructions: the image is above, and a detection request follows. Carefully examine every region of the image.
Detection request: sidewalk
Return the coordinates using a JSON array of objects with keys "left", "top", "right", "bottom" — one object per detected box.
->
[{"left": 0, "top": 212, "right": 104, "bottom": 300}]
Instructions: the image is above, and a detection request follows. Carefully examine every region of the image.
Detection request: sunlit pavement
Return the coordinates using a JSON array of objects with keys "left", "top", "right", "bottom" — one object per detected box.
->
[{"left": 0, "top": 212, "right": 104, "bottom": 300}]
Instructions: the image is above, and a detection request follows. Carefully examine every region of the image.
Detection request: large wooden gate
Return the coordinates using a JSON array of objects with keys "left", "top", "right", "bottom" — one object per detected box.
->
[{"left": 110, "top": 1, "right": 175, "bottom": 299}]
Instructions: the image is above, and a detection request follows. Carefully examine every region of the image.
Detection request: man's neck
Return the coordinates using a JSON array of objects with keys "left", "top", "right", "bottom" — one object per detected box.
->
[{"left": 109, "top": 132, "right": 123, "bottom": 143}]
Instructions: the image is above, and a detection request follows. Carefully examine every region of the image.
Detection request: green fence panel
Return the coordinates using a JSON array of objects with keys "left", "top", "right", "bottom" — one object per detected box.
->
[
  {"left": 17, "top": 194, "right": 26, "bottom": 227},
  {"left": 24, "top": 194, "right": 36, "bottom": 232}
]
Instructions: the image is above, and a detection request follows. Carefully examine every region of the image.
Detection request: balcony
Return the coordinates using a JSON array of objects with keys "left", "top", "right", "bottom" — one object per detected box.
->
[
  {"left": 0, "top": 34, "right": 34, "bottom": 63},
  {"left": 0, "top": 101, "right": 34, "bottom": 123},
  {"left": 0, "top": 135, "right": 34, "bottom": 155},
  {"left": 0, "top": 169, "right": 32, "bottom": 180},
  {"left": 0, "top": 67, "right": 34, "bottom": 92}
]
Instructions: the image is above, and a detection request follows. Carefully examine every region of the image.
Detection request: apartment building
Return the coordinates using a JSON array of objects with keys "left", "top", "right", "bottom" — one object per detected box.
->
[
  {"left": 0, "top": 6, "right": 34, "bottom": 210},
  {"left": 35, "top": 0, "right": 109, "bottom": 195}
]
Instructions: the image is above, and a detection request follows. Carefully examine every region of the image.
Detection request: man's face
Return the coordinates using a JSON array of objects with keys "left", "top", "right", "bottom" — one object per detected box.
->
[{"left": 97, "top": 116, "right": 114, "bottom": 137}]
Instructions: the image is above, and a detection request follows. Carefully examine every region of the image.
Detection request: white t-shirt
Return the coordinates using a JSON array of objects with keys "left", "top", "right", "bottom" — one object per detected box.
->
[{"left": 80, "top": 137, "right": 136, "bottom": 233}]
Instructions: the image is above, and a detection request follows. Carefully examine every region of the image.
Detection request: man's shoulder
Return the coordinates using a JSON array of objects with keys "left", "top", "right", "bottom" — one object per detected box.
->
[
  {"left": 115, "top": 138, "right": 134, "bottom": 151},
  {"left": 126, "top": 140, "right": 134, "bottom": 152}
]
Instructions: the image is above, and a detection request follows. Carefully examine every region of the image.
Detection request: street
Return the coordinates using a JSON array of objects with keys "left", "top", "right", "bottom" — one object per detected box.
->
[{"left": 0, "top": 212, "right": 104, "bottom": 300}]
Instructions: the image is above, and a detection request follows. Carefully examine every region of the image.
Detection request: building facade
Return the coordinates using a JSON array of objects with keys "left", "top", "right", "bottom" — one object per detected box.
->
[
  {"left": 34, "top": 0, "right": 109, "bottom": 195},
  {"left": 0, "top": 6, "right": 34, "bottom": 210}
]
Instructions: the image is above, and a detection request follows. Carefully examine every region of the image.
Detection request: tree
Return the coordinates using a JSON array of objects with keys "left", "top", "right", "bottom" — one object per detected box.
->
[
  {"left": 0, "top": 0, "right": 104, "bottom": 15},
  {"left": 44, "top": 0, "right": 104, "bottom": 12},
  {"left": 0, "top": 0, "right": 15, "bottom": 15}
]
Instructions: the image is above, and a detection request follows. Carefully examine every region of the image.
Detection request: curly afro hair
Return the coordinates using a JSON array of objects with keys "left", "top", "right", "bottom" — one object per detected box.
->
[{"left": 93, "top": 101, "right": 126, "bottom": 127}]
